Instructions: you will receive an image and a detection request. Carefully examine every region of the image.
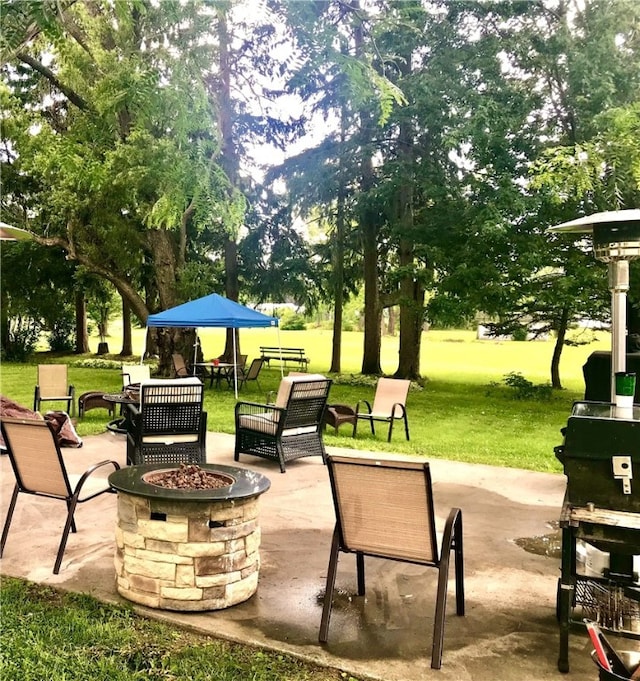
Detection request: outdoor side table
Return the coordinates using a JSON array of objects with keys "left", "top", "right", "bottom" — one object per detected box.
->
[
  {"left": 103, "top": 392, "right": 139, "bottom": 435},
  {"left": 323, "top": 404, "right": 357, "bottom": 434}
]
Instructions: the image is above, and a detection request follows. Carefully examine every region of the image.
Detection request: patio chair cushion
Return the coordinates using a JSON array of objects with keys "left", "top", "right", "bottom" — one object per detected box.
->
[{"left": 274, "top": 374, "right": 327, "bottom": 408}]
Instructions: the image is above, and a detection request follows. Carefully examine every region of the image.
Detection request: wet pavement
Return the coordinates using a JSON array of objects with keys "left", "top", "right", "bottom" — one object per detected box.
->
[{"left": 1, "top": 430, "right": 635, "bottom": 680}]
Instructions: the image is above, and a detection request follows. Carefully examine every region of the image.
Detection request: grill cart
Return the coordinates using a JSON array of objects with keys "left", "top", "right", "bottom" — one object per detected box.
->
[
  {"left": 555, "top": 402, "right": 640, "bottom": 673},
  {"left": 548, "top": 211, "right": 640, "bottom": 673}
]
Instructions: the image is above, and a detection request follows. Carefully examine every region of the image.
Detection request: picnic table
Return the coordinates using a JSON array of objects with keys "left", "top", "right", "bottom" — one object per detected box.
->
[{"left": 259, "top": 346, "right": 309, "bottom": 370}]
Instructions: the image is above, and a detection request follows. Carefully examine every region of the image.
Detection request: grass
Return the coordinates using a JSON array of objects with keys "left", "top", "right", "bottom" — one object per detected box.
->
[
  {"left": 0, "top": 577, "right": 359, "bottom": 681},
  {"left": 0, "top": 327, "right": 612, "bottom": 473}
]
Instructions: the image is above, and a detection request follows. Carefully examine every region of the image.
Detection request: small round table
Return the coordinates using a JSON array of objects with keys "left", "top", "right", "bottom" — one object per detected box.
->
[{"left": 103, "top": 393, "right": 138, "bottom": 434}]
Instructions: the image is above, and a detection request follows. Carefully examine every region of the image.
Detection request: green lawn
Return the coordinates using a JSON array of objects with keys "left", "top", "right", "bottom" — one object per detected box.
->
[
  {"left": 0, "top": 577, "right": 359, "bottom": 681},
  {"left": 0, "top": 327, "right": 612, "bottom": 473}
]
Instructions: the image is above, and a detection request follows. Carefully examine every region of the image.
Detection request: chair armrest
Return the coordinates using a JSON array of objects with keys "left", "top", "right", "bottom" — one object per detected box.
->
[
  {"left": 355, "top": 399, "right": 372, "bottom": 415},
  {"left": 235, "top": 401, "right": 285, "bottom": 418},
  {"left": 391, "top": 402, "right": 407, "bottom": 418}
]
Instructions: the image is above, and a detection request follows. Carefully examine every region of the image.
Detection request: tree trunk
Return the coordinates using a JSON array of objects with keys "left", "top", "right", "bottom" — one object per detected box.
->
[
  {"left": 330, "top": 106, "right": 348, "bottom": 374},
  {"left": 120, "top": 295, "right": 133, "bottom": 356},
  {"left": 216, "top": 7, "right": 242, "bottom": 363},
  {"left": 395, "top": 109, "right": 422, "bottom": 380},
  {"left": 396, "top": 243, "right": 424, "bottom": 380},
  {"left": 74, "top": 290, "right": 89, "bottom": 354},
  {"left": 355, "top": 6, "right": 381, "bottom": 376},
  {"left": 155, "top": 326, "right": 199, "bottom": 377},
  {"left": 550, "top": 304, "right": 570, "bottom": 389}
]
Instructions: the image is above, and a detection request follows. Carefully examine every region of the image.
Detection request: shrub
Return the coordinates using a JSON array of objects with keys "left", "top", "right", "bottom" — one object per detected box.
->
[
  {"left": 279, "top": 310, "right": 306, "bottom": 330},
  {"left": 500, "top": 371, "right": 553, "bottom": 401}
]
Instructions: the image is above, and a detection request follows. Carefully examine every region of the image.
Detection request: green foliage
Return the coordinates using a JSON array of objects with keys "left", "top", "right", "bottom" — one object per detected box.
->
[
  {"left": 0, "top": 577, "right": 354, "bottom": 681},
  {"left": 2, "top": 320, "right": 40, "bottom": 362},
  {"left": 48, "top": 316, "right": 75, "bottom": 352},
  {"left": 278, "top": 310, "right": 306, "bottom": 331},
  {"left": 488, "top": 372, "right": 554, "bottom": 402}
]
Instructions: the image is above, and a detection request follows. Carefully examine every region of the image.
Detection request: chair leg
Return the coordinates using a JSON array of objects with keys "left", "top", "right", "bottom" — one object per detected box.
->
[
  {"left": 276, "top": 445, "right": 286, "bottom": 473},
  {"left": 431, "top": 508, "right": 464, "bottom": 669},
  {"left": 432, "top": 551, "right": 450, "bottom": 670},
  {"left": 387, "top": 417, "right": 394, "bottom": 442},
  {"left": 454, "top": 512, "right": 465, "bottom": 616},
  {"left": 0, "top": 485, "right": 19, "bottom": 557},
  {"left": 319, "top": 527, "right": 341, "bottom": 643},
  {"left": 356, "top": 551, "right": 365, "bottom": 596},
  {"left": 54, "top": 493, "right": 82, "bottom": 574},
  {"left": 404, "top": 414, "right": 410, "bottom": 441}
]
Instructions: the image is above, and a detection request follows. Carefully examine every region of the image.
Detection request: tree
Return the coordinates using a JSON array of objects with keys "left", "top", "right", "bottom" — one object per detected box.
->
[{"left": 1, "top": 1, "right": 237, "bottom": 371}]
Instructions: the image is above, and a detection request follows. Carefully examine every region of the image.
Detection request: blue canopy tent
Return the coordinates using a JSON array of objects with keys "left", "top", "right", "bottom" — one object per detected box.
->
[{"left": 146, "top": 293, "right": 280, "bottom": 397}]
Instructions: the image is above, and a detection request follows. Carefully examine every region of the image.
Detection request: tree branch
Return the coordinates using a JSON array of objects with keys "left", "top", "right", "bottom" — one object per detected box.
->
[{"left": 16, "top": 52, "right": 91, "bottom": 111}]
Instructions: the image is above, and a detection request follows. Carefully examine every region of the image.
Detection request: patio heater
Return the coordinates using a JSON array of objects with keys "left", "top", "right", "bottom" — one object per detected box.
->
[
  {"left": 548, "top": 209, "right": 640, "bottom": 403},
  {"left": 548, "top": 210, "right": 640, "bottom": 673}
]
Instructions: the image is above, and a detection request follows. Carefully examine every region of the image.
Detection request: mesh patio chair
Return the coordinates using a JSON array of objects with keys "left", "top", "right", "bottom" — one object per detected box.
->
[
  {"left": 33, "top": 364, "right": 75, "bottom": 417},
  {"left": 319, "top": 454, "right": 464, "bottom": 669},
  {"left": 121, "top": 363, "right": 151, "bottom": 387},
  {"left": 353, "top": 377, "right": 410, "bottom": 442},
  {"left": 234, "top": 374, "right": 332, "bottom": 472},
  {"left": 126, "top": 377, "right": 207, "bottom": 465},
  {"left": 0, "top": 417, "right": 120, "bottom": 574},
  {"left": 237, "top": 358, "right": 265, "bottom": 392}
]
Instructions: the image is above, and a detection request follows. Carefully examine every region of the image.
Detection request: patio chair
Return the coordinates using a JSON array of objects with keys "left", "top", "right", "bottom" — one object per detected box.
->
[
  {"left": 237, "top": 358, "right": 265, "bottom": 392},
  {"left": 0, "top": 417, "right": 120, "bottom": 574},
  {"left": 33, "top": 364, "right": 75, "bottom": 417},
  {"left": 234, "top": 374, "right": 332, "bottom": 473},
  {"left": 121, "top": 363, "right": 151, "bottom": 387},
  {"left": 126, "top": 377, "right": 207, "bottom": 465},
  {"left": 353, "top": 377, "right": 410, "bottom": 442},
  {"left": 319, "top": 454, "right": 464, "bottom": 669}
]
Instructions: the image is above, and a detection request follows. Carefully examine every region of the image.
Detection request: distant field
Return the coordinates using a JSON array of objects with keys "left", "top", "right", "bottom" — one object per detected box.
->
[{"left": 98, "top": 322, "right": 610, "bottom": 391}]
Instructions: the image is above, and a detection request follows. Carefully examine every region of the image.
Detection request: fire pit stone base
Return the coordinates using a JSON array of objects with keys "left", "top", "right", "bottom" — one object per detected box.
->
[{"left": 115, "top": 493, "right": 261, "bottom": 611}]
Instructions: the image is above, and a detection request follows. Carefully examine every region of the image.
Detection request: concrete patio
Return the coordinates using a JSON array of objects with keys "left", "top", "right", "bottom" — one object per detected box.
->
[{"left": 1, "top": 429, "right": 631, "bottom": 681}]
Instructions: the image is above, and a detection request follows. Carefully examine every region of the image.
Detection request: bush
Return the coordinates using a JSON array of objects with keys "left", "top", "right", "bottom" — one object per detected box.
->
[
  {"left": 499, "top": 371, "right": 553, "bottom": 401},
  {"left": 48, "top": 319, "right": 75, "bottom": 352},
  {"left": 2, "top": 323, "right": 40, "bottom": 362},
  {"left": 279, "top": 310, "right": 306, "bottom": 331}
]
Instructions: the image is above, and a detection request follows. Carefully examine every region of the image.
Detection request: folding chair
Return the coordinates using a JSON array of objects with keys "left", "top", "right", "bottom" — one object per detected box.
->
[
  {"left": 0, "top": 417, "right": 120, "bottom": 574},
  {"left": 33, "top": 364, "right": 75, "bottom": 417},
  {"left": 319, "top": 454, "right": 464, "bottom": 669},
  {"left": 353, "top": 377, "right": 410, "bottom": 441},
  {"left": 237, "top": 358, "right": 265, "bottom": 392}
]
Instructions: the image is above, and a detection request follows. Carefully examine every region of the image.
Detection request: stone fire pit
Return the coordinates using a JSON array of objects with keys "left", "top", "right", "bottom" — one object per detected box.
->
[{"left": 108, "top": 463, "right": 270, "bottom": 611}]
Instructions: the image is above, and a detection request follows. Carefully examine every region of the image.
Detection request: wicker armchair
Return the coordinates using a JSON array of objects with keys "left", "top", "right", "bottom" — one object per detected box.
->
[
  {"left": 125, "top": 378, "right": 207, "bottom": 466},
  {"left": 234, "top": 374, "right": 332, "bottom": 473}
]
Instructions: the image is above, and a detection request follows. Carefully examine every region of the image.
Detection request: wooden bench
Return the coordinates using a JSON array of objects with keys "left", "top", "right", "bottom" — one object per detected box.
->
[{"left": 259, "top": 346, "right": 309, "bottom": 370}]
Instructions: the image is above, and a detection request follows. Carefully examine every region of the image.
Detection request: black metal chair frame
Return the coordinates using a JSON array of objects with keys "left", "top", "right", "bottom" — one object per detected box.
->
[
  {"left": 234, "top": 377, "right": 332, "bottom": 473},
  {"left": 125, "top": 380, "right": 207, "bottom": 466},
  {"left": 0, "top": 417, "right": 120, "bottom": 574},
  {"left": 319, "top": 455, "right": 464, "bottom": 669}
]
